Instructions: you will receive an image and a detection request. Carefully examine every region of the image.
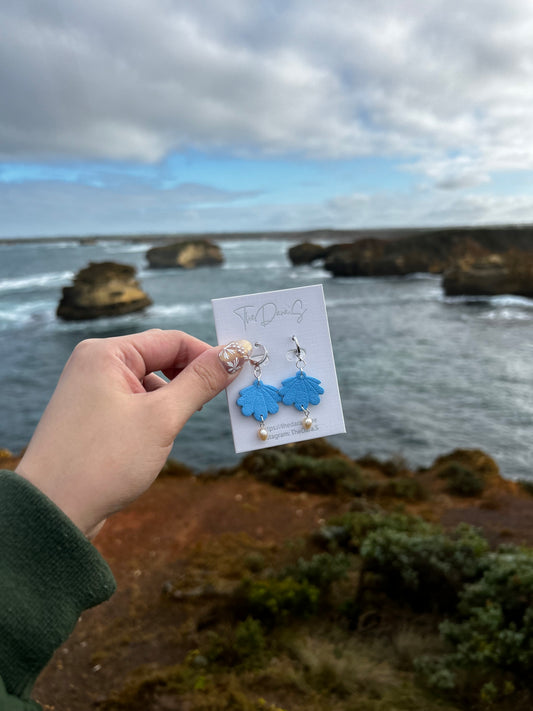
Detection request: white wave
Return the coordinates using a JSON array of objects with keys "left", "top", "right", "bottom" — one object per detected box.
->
[
  {"left": 51, "top": 311, "right": 147, "bottom": 333},
  {"left": 0, "top": 271, "right": 73, "bottom": 293},
  {"left": 289, "top": 262, "right": 331, "bottom": 274},
  {"left": 0, "top": 240, "right": 78, "bottom": 250},
  {"left": 491, "top": 294, "right": 533, "bottom": 308},
  {"left": 223, "top": 259, "right": 288, "bottom": 270},
  {"left": 289, "top": 266, "right": 331, "bottom": 279},
  {"left": 221, "top": 262, "right": 252, "bottom": 270},
  {"left": 218, "top": 241, "right": 243, "bottom": 250},
  {"left": 442, "top": 293, "right": 533, "bottom": 307},
  {"left": 102, "top": 242, "right": 151, "bottom": 254},
  {"left": 480, "top": 309, "right": 533, "bottom": 321},
  {"left": 148, "top": 302, "right": 212, "bottom": 317},
  {"left": 404, "top": 272, "right": 442, "bottom": 281},
  {"left": 0, "top": 308, "right": 26, "bottom": 324},
  {"left": 0, "top": 301, "right": 55, "bottom": 330},
  {"left": 40, "top": 241, "right": 80, "bottom": 249},
  {"left": 325, "top": 296, "right": 365, "bottom": 308}
]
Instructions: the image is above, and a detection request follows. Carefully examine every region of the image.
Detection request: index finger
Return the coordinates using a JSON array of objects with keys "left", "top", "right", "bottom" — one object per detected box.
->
[{"left": 113, "top": 329, "right": 211, "bottom": 379}]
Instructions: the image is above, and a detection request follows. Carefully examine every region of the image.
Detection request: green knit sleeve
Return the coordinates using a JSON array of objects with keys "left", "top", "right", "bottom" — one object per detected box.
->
[
  {"left": 0, "top": 677, "right": 42, "bottom": 710},
  {"left": 0, "top": 469, "right": 116, "bottom": 708}
]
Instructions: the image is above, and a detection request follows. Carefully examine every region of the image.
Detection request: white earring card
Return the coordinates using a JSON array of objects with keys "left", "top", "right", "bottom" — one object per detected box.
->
[{"left": 212, "top": 284, "right": 346, "bottom": 454}]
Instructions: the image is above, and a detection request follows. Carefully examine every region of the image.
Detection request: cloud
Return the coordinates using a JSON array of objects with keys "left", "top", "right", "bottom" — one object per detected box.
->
[
  {"left": 0, "top": 0, "right": 357, "bottom": 161},
  {"left": 325, "top": 187, "right": 533, "bottom": 229},
  {"left": 2, "top": 0, "right": 533, "bottom": 237},
  {"left": 1, "top": 0, "right": 533, "bottom": 178},
  {"left": 404, "top": 154, "right": 492, "bottom": 190}
]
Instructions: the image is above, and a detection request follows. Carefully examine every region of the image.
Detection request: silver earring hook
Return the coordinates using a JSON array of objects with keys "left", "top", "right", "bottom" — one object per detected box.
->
[
  {"left": 291, "top": 335, "right": 306, "bottom": 370},
  {"left": 292, "top": 335, "right": 302, "bottom": 357},
  {"left": 249, "top": 342, "right": 268, "bottom": 367}
]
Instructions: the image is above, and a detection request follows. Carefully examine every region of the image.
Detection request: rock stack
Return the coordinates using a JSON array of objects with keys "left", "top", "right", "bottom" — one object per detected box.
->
[
  {"left": 56, "top": 262, "right": 152, "bottom": 320},
  {"left": 146, "top": 239, "right": 224, "bottom": 269},
  {"left": 287, "top": 242, "right": 329, "bottom": 265}
]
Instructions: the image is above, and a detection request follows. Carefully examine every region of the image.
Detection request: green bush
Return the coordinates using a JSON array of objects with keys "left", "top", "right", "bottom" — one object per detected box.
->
[
  {"left": 360, "top": 523, "right": 490, "bottom": 611},
  {"left": 242, "top": 449, "right": 365, "bottom": 495},
  {"left": 443, "top": 547, "right": 533, "bottom": 671},
  {"left": 234, "top": 617, "right": 267, "bottom": 661},
  {"left": 518, "top": 479, "right": 533, "bottom": 497},
  {"left": 417, "top": 547, "right": 533, "bottom": 704},
  {"left": 438, "top": 462, "right": 485, "bottom": 497},
  {"left": 237, "top": 577, "right": 320, "bottom": 627},
  {"left": 281, "top": 438, "right": 343, "bottom": 459},
  {"left": 355, "top": 453, "right": 410, "bottom": 477},
  {"left": 243, "top": 552, "right": 266, "bottom": 573},
  {"left": 377, "top": 476, "right": 428, "bottom": 501},
  {"left": 380, "top": 454, "right": 411, "bottom": 478},
  {"left": 322, "top": 510, "right": 436, "bottom": 552},
  {"left": 282, "top": 552, "right": 352, "bottom": 592},
  {"left": 206, "top": 617, "right": 266, "bottom": 668}
]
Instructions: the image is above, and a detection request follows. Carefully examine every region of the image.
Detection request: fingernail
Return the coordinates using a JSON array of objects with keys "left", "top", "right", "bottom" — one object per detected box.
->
[{"left": 218, "top": 340, "right": 253, "bottom": 374}]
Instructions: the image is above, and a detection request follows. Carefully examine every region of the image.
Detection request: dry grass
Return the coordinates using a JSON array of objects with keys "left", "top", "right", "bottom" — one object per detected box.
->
[{"left": 392, "top": 624, "right": 449, "bottom": 670}]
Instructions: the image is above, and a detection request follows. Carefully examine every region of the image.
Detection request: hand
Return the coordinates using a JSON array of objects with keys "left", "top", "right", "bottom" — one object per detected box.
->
[{"left": 15, "top": 329, "right": 250, "bottom": 537}]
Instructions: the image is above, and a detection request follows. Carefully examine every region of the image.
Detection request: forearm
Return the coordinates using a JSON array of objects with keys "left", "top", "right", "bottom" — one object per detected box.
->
[
  {"left": 0, "top": 470, "right": 116, "bottom": 706},
  {"left": 0, "top": 330, "right": 242, "bottom": 708}
]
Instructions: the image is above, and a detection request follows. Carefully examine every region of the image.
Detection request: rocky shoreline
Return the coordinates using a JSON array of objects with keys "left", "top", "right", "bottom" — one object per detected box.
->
[
  {"left": 13, "top": 225, "right": 533, "bottom": 319},
  {"left": 289, "top": 225, "right": 533, "bottom": 297},
  {"left": 2, "top": 223, "right": 532, "bottom": 247}
]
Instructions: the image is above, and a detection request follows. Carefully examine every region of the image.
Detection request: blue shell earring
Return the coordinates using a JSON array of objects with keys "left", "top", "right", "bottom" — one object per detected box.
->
[
  {"left": 279, "top": 335, "right": 324, "bottom": 431},
  {"left": 237, "top": 343, "right": 281, "bottom": 441}
]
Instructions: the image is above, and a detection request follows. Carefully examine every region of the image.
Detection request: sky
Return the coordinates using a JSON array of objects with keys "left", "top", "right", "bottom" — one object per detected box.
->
[{"left": 2, "top": 0, "right": 533, "bottom": 238}]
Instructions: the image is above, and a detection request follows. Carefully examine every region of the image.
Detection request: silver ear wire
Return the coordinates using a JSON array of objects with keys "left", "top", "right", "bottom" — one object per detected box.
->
[
  {"left": 291, "top": 335, "right": 306, "bottom": 370},
  {"left": 249, "top": 342, "right": 268, "bottom": 367}
]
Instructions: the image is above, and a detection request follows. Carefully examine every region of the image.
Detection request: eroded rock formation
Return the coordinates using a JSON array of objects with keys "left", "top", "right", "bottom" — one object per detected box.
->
[
  {"left": 443, "top": 253, "right": 533, "bottom": 297},
  {"left": 146, "top": 240, "right": 224, "bottom": 269},
  {"left": 287, "top": 242, "right": 329, "bottom": 265},
  {"left": 320, "top": 227, "right": 533, "bottom": 277},
  {"left": 56, "top": 261, "right": 152, "bottom": 320}
]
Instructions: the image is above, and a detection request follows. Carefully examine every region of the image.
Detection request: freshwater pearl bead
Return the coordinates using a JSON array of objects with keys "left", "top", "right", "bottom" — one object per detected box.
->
[
  {"left": 258, "top": 426, "right": 268, "bottom": 441},
  {"left": 303, "top": 416, "right": 313, "bottom": 430}
]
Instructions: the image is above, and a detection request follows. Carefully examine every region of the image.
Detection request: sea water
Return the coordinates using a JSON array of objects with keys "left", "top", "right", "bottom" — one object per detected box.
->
[{"left": 1, "top": 237, "right": 533, "bottom": 481}]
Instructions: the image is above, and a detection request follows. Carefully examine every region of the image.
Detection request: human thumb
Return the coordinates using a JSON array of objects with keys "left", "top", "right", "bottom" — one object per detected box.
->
[{"left": 161, "top": 339, "right": 252, "bottom": 430}]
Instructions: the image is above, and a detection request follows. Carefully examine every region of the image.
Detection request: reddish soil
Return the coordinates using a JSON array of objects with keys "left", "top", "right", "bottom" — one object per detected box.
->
[
  {"left": 0, "top": 447, "right": 531, "bottom": 711},
  {"left": 32, "top": 472, "right": 346, "bottom": 711}
]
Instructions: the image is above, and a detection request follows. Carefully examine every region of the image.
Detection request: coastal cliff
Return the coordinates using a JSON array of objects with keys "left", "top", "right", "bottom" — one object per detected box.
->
[
  {"left": 286, "top": 225, "right": 533, "bottom": 277},
  {"left": 443, "top": 251, "right": 533, "bottom": 297},
  {"left": 1, "top": 440, "right": 529, "bottom": 711}
]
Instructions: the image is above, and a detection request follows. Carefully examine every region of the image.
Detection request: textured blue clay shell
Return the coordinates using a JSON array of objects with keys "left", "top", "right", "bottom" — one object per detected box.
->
[
  {"left": 279, "top": 371, "right": 324, "bottom": 410},
  {"left": 237, "top": 380, "right": 281, "bottom": 421}
]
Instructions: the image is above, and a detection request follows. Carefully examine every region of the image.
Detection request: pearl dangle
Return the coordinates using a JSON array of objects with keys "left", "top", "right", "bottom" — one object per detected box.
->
[
  {"left": 236, "top": 343, "right": 280, "bottom": 441},
  {"left": 278, "top": 336, "right": 324, "bottom": 432}
]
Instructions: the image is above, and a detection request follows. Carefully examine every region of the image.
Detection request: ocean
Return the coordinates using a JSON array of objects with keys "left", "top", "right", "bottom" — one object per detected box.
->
[{"left": 1, "top": 236, "right": 533, "bottom": 481}]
